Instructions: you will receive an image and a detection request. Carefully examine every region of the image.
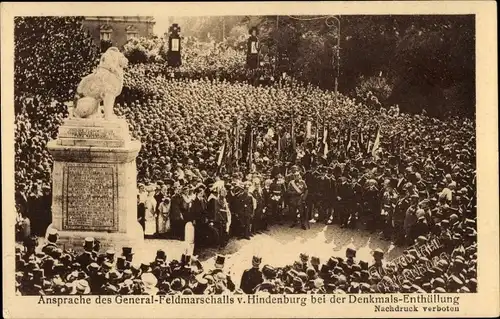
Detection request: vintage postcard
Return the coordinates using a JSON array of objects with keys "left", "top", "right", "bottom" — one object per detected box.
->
[{"left": 1, "top": 1, "right": 498, "bottom": 318}]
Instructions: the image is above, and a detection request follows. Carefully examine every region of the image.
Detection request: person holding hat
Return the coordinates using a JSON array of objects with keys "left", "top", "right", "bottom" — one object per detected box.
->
[{"left": 240, "top": 255, "right": 263, "bottom": 294}]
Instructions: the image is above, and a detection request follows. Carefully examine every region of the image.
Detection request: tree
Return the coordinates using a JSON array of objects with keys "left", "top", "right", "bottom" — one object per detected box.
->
[{"left": 14, "top": 17, "right": 99, "bottom": 108}]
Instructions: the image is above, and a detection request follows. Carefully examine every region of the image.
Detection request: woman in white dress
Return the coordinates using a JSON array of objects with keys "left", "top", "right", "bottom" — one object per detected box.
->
[
  {"left": 144, "top": 185, "right": 157, "bottom": 238},
  {"left": 182, "top": 186, "right": 195, "bottom": 255},
  {"left": 157, "top": 191, "right": 171, "bottom": 238}
]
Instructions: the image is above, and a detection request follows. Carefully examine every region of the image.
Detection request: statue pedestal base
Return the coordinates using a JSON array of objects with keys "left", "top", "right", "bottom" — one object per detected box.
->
[{"left": 46, "top": 118, "right": 143, "bottom": 252}]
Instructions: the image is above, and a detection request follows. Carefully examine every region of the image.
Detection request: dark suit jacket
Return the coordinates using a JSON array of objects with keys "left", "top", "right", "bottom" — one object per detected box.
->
[
  {"left": 190, "top": 197, "right": 207, "bottom": 223},
  {"left": 170, "top": 194, "right": 185, "bottom": 221},
  {"left": 240, "top": 267, "right": 263, "bottom": 294}
]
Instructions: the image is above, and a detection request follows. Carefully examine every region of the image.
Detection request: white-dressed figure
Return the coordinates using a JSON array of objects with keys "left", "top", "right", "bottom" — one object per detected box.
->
[
  {"left": 144, "top": 185, "right": 157, "bottom": 237},
  {"left": 157, "top": 196, "right": 171, "bottom": 236}
]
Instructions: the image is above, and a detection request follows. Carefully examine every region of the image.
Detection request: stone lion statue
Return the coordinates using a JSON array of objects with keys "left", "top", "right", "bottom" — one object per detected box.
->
[{"left": 72, "top": 47, "right": 128, "bottom": 119}]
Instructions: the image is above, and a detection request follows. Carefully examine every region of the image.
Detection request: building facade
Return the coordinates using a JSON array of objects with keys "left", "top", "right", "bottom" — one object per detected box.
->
[{"left": 82, "top": 16, "right": 156, "bottom": 49}]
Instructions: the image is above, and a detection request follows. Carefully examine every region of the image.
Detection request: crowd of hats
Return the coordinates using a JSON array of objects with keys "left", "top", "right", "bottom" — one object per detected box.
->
[
  {"left": 14, "top": 61, "right": 476, "bottom": 227},
  {"left": 15, "top": 224, "right": 477, "bottom": 295}
]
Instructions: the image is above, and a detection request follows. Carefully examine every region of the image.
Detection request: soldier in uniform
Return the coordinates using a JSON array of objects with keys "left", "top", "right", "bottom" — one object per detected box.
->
[
  {"left": 380, "top": 181, "right": 399, "bottom": 240},
  {"left": 287, "top": 171, "right": 308, "bottom": 229},
  {"left": 363, "top": 179, "right": 380, "bottom": 232},
  {"left": 393, "top": 191, "right": 411, "bottom": 245},
  {"left": 350, "top": 173, "right": 363, "bottom": 228},
  {"left": 269, "top": 174, "right": 286, "bottom": 225},
  {"left": 228, "top": 175, "right": 244, "bottom": 237},
  {"left": 240, "top": 255, "right": 263, "bottom": 294},
  {"left": 207, "top": 181, "right": 231, "bottom": 248},
  {"left": 191, "top": 184, "right": 208, "bottom": 253},
  {"left": 169, "top": 182, "right": 186, "bottom": 240},
  {"left": 239, "top": 181, "right": 256, "bottom": 240},
  {"left": 251, "top": 177, "right": 266, "bottom": 233},
  {"left": 304, "top": 167, "right": 317, "bottom": 223},
  {"left": 337, "top": 177, "right": 353, "bottom": 228},
  {"left": 404, "top": 194, "right": 420, "bottom": 245}
]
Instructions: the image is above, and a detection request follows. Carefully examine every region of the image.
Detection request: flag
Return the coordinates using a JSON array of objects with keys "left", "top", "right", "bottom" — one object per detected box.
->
[
  {"left": 265, "top": 127, "right": 274, "bottom": 139},
  {"left": 248, "top": 127, "right": 254, "bottom": 167},
  {"left": 322, "top": 125, "right": 329, "bottom": 157},
  {"left": 315, "top": 115, "right": 320, "bottom": 148},
  {"left": 358, "top": 129, "right": 366, "bottom": 154},
  {"left": 291, "top": 110, "right": 296, "bottom": 151},
  {"left": 277, "top": 133, "right": 281, "bottom": 159},
  {"left": 345, "top": 128, "right": 352, "bottom": 152},
  {"left": 217, "top": 143, "right": 225, "bottom": 167},
  {"left": 233, "top": 118, "right": 241, "bottom": 161},
  {"left": 242, "top": 124, "right": 253, "bottom": 164},
  {"left": 306, "top": 121, "right": 312, "bottom": 139},
  {"left": 224, "top": 130, "right": 233, "bottom": 169},
  {"left": 372, "top": 125, "right": 381, "bottom": 157},
  {"left": 367, "top": 140, "right": 373, "bottom": 154}
]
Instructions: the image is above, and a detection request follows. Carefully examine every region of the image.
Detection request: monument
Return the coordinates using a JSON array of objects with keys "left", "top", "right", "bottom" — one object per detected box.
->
[
  {"left": 167, "top": 23, "right": 182, "bottom": 67},
  {"left": 46, "top": 47, "right": 143, "bottom": 250},
  {"left": 246, "top": 26, "right": 259, "bottom": 69}
]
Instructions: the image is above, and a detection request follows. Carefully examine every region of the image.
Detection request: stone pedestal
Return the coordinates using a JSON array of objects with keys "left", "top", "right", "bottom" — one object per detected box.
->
[{"left": 46, "top": 117, "right": 143, "bottom": 251}]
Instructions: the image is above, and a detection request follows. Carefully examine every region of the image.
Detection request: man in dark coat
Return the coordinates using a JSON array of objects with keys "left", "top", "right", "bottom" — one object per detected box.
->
[
  {"left": 269, "top": 174, "right": 286, "bottom": 225},
  {"left": 337, "top": 177, "right": 353, "bottom": 228},
  {"left": 207, "top": 182, "right": 231, "bottom": 248},
  {"left": 238, "top": 182, "right": 256, "bottom": 240},
  {"left": 169, "top": 183, "right": 186, "bottom": 240},
  {"left": 191, "top": 184, "right": 208, "bottom": 252},
  {"left": 240, "top": 256, "right": 263, "bottom": 294}
]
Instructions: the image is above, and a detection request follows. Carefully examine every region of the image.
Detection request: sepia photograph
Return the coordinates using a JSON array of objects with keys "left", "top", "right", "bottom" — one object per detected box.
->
[{"left": 1, "top": 2, "right": 498, "bottom": 318}]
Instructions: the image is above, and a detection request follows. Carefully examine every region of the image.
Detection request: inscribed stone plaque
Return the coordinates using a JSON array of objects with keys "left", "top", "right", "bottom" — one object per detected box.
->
[{"left": 63, "top": 163, "right": 118, "bottom": 231}]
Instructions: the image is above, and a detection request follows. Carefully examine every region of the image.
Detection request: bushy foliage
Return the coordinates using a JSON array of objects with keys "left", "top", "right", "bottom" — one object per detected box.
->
[
  {"left": 123, "top": 36, "right": 165, "bottom": 64},
  {"left": 355, "top": 75, "right": 393, "bottom": 108}
]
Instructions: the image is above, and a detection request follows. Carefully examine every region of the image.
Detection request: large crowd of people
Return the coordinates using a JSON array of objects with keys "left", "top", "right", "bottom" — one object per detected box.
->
[
  {"left": 14, "top": 37, "right": 477, "bottom": 296},
  {"left": 16, "top": 224, "right": 476, "bottom": 295}
]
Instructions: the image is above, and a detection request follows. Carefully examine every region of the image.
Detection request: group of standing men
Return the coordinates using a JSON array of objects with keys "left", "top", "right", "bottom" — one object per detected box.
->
[{"left": 135, "top": 163, "right": 314, "bottom": 252}]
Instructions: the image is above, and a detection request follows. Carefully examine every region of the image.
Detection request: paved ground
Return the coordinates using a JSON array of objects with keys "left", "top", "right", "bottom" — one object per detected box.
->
[
  {"left": 134, "top": 223, "right": 403, "bottom": 287},
  {"left": 23, "top": 223, "right": 402, "bottom": 287}
]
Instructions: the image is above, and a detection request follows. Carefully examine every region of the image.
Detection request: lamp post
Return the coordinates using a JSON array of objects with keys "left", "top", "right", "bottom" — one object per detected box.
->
[{"left": 325, "top": 16, "right": 341, "bottom": 106}]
